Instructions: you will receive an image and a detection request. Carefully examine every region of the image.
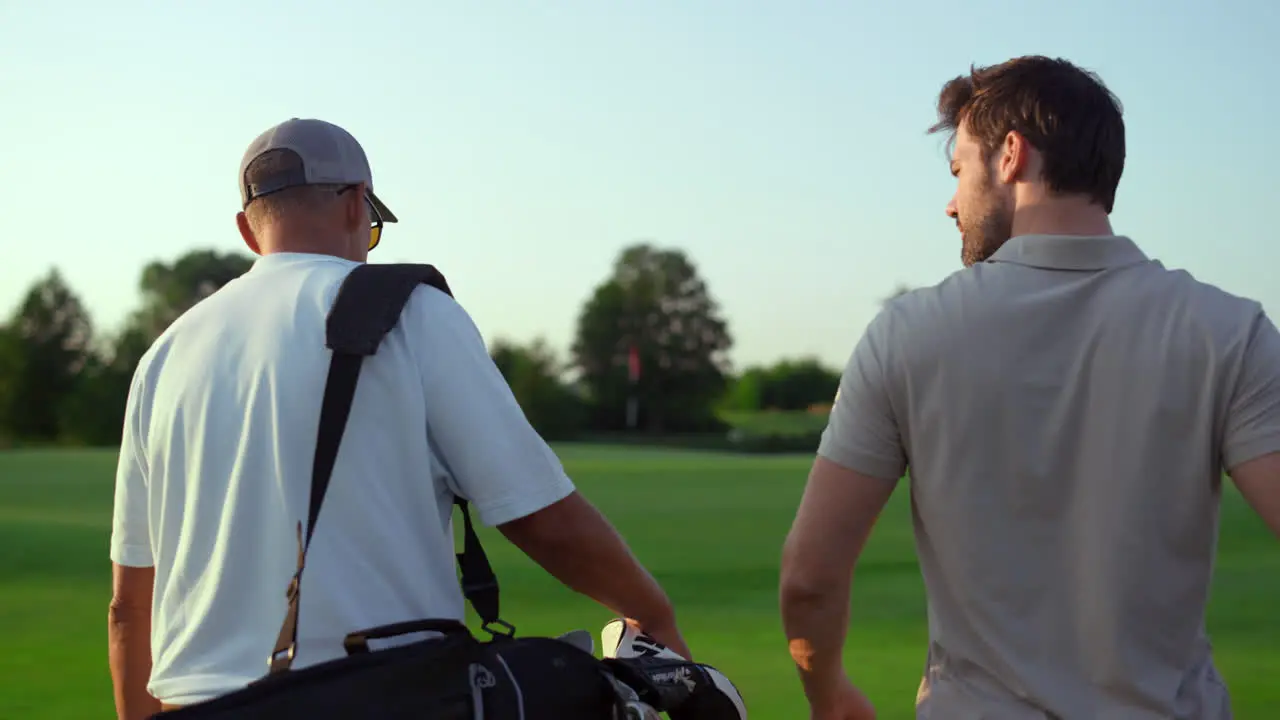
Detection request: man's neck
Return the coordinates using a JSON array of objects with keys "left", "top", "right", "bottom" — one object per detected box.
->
[
  {"left": 259, "top": 230, "right": 361, "bottom": 262},
  {"left": 1010, "top": 197, "right": 1114, "bottom": 238}
]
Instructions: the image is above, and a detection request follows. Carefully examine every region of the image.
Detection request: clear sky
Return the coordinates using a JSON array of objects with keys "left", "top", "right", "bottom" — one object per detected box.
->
[{"left": 3, "top": 0, "right": 1277, "bottom": 370}]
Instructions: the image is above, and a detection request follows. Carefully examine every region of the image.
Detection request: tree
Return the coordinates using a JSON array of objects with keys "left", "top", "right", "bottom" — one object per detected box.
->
[
  {"left": 489, "top": 337, "right": 585, "bottom": 440},
  {"left": 721, "top": 358, "right": 840, "bottom": 413},
  {"left": 0, "top": 250, "right": 259, "bottom": 446},
  {"left": 1, "top": 270, "right": 95, "bottom": 441},
  {"left": 58, "top": 352, "right": 132, "bottom": 446},
  {"left": 57, "top": 250, "right": 254, "bottom": 446},
  {"left": 759, "top": 357, "right": 840, "bottom": 411},
  {"left": 719, "top": 367, "right": 765, "bottom": 412},
  {"left": 572, "top": 243, "right": 733, "bottom": 433},
  {"left": 130, "top": 249, "right": 254, "bottom": 341},
  {"left": 0, "top": 326, "right": 25, "bottom": 445}
]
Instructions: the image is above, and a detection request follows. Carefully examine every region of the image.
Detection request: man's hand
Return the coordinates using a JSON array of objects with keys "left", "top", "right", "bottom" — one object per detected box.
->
[{"left": 809, "top": 675, "right": 877, "bottom": 720}]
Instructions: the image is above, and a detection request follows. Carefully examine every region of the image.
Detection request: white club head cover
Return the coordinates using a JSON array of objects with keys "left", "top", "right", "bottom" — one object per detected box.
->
[
  {"left": 602, "top": 618, "right": 683, "bottom": 660},
  {"left": 600, "top": 619, "right": 747, "bottom": 720}
]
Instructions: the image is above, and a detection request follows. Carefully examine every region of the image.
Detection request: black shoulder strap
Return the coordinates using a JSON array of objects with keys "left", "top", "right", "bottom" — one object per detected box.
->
[{"left": 267, "top": 263, "right": 511, "bottom": 676}]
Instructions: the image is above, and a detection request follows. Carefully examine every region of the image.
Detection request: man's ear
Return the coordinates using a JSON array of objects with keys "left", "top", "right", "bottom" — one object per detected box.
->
[
  {"left": 344, "top": 183, "right": 368, "bottom": 232},
  {"left": 997, "top": 130, "right": 1032, "bottom": 185},
  {"left": 236, "top": 212, "right": 262, "bottom": 255}
]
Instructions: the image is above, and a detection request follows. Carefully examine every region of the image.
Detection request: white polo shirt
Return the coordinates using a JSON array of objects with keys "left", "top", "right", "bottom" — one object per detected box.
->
[{"left": 109, "top": 252, "right": 576, "bottom": 705}]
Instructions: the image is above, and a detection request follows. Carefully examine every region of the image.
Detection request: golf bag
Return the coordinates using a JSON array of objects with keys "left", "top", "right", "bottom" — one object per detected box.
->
[{"left": 149, "top": 263, "right": 626, "bottom": 719}]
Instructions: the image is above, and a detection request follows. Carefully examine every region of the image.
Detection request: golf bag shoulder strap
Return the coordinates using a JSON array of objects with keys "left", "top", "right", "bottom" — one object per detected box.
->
[{"left": 267, "top": 263, "right": 508, "bottom": 676}]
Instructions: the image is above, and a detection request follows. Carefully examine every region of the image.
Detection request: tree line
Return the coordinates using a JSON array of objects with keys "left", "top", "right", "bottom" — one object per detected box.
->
[{"left": 0, "top": 243, "right": 846, "bottom": 448}]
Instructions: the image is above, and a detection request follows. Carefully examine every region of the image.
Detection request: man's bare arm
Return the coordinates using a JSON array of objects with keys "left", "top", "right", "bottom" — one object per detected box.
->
[
  {"left": 498, "top": 491, "right": 689, "bottom": 659},
  {"left": 1221, "top": 311, "right": 1280, "bottom": 537},
  {"left": 780, "top": 456, "right": 896, "bottom": 707},
  {"left": 109, "top": 563, "right": 159, "bottom": 720},
  {"left": 1229, "top": 452, "right": 1280, "bottom": 538}
]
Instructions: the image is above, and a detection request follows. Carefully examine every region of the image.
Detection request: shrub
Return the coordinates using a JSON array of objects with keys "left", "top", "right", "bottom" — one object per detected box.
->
[{"left": 726, "top": 427, "right": 825, "bottom": 454}]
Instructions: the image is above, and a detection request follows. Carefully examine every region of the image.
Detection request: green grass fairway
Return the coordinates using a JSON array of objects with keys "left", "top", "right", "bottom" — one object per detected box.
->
[{"left": 2, "top": 446, "right": 1278, "bottom": 718}]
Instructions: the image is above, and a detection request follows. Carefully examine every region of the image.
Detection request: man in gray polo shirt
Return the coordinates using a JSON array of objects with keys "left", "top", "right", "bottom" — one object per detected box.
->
[{"left": 779, "top": 56, "right": 1280, "bottom": 719}]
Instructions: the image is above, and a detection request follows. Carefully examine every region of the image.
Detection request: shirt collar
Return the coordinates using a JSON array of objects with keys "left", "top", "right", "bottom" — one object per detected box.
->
[
  {"left": 986, "top": 235, "right": 1149, "bottom": 271},
  {"left": 248, "top": 251, "right": 358, "bottom": 273}
]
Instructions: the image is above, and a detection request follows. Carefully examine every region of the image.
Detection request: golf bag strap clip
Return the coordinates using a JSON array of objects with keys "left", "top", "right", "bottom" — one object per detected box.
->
[
  {"left": 454, "top": 494, "right": 506, "bottom": 636},
  {"left": 267, "top": 263, "right": 510, "bottom": 675}
]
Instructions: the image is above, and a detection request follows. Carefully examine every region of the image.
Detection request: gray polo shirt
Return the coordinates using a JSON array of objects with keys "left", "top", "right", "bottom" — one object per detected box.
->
[{"left": 819, "top": 235, "right": 1280, "bottom": 719}]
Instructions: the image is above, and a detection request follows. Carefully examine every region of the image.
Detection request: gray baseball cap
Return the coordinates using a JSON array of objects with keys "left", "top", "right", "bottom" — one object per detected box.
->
[{"left": 238, "top": 118, "right": 398, "bottom": 223}]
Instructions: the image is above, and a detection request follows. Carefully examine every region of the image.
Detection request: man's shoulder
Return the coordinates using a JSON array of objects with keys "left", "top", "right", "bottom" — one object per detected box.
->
[
  {"left": 405, "top": 277, "right": 462, "bottom": 310},
  {"left": 872, "top": 270, "right": 976, "bottom": 343},
  {"left": 399, "top": 274, "right": 477, "bottom": 335},
  {"left": 1114, "top": 261, "right": 1268, "bottom": 351},
  {"left": 881, "top": 265, "right": 986, "bottom": 312},
  {"left": 137, "top": 273, "right": 255, "bottom": 359},
  {"left": 369, "top": 270, "right": 489, "bottom": 374},
  {"left": 912, "top": 255, "right": 1265, "bottom": 316},
  {"left": 1148, "top": 263, "right": 1265, "bottom": 318}
]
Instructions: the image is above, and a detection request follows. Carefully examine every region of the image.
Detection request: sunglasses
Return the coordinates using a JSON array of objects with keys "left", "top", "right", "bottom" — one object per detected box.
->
[{"left": 337, "top": 185, "right": 384, "bottom": 251}]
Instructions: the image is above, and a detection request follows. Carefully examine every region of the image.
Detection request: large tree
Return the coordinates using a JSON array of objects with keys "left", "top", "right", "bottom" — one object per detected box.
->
[
  {"left": 572, "top": 243, "right": 732, "bottom": 433},
  {"left": 59, "top": 250, "right": 255, "bottom": 445},
  {"left": 0, "top": 325, "right": 26, "bottom": 444},
  {"left": 1, "top": 269, "right": 95, "bottom": 441},
  {"left": 0, "top": 250, "right": 258, "bottom": 445},
  {"left": 58, "top": 351, "right": 131, "bottom": 446}
]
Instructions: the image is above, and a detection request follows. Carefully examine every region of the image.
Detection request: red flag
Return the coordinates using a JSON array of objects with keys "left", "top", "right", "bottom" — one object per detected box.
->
[{"left": 627, "top": 345, "right": 641, "bottom": 384}]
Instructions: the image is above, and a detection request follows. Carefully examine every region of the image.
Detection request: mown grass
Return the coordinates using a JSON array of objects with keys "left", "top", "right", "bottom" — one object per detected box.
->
[{"left": 1, "top": 446, "right": 1276, "bottom": 718}]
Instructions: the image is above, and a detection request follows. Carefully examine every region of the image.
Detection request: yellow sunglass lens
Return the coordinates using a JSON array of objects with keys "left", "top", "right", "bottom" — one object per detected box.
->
[{"left": 368, "top": 226, "right": 382, "bottom": 251}]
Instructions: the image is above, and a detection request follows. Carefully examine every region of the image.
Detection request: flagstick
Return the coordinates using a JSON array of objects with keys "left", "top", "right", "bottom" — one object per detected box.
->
[{"left": 627, "top": 344, "right": 641, "bottom": 431}]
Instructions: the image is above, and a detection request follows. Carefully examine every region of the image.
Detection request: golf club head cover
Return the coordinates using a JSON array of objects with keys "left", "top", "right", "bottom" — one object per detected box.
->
[
  {"left": 556, "top": 629, "right": 595, "bottom": 656},
  {"left": 600, "top": 618, "right": 748, "bottom": 720}
]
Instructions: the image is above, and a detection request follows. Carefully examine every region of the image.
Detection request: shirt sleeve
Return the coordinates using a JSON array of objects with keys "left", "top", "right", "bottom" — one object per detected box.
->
[
  {"left": 1223, "top": 310, "right": 1280, "bottom": 472},
  {"left": 817, "top": 309, "right": 908, "bottom": 481},
  {"left": 110, "top": 370, "right": 154, "bottom": 568},
  {"left": 411, "top": 287, "right": 576, "bottom": 527}
]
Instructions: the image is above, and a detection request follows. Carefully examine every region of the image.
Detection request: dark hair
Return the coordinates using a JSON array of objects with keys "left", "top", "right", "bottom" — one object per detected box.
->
[{"left": 929, "top": 56, "right": 1125, "bottom": 213}]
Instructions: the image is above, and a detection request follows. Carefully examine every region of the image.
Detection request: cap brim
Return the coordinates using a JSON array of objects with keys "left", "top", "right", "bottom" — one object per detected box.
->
[{"left": 368, "top": 190, "right": 397, "bottom": 223}]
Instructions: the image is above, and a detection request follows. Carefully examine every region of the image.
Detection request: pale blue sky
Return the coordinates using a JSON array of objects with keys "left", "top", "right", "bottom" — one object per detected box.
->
[{"left": 3, "top": 0, "right": 1276, "bottom": 369}]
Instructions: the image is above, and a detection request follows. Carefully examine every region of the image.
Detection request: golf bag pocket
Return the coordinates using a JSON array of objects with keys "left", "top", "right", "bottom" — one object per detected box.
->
[
  {"left": 489, "top": 636, "right": 630, "bottom": 719},
  {"left": 150, "top": 622, "right": 522, "bottom": 719}
]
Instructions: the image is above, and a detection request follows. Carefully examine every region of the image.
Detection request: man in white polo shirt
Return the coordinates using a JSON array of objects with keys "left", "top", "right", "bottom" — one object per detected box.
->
[
  {"left": 780, "top": 56, "right": 1280, "bottom": 719},
  {"left": 107, "top": 118, "right": 690, "bottom": 718}
]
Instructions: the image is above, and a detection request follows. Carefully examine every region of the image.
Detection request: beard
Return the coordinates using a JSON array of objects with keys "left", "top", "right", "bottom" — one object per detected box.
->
[{"left": 959, "top": 186, "right": 1014, "bottom": 267}]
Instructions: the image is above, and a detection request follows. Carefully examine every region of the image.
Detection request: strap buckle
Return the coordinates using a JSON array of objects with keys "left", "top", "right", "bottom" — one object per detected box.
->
[
  {"left": 268, "top": 644, "right": 295, "bottom": 670},
  {"left": 481, "top": 618, "right": 516, "bottom": 639}
]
